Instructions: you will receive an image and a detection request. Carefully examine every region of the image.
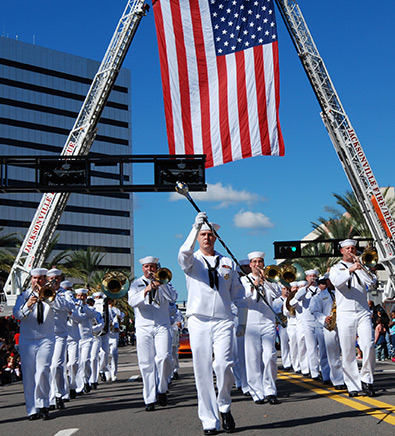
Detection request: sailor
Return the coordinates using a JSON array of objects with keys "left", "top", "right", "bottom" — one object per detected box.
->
[
  {"left": 310, "top": 275, "right": 345, "bottom": 389},
  {"left": 241, "top": 251, "right": 281, "bottom": 405},
  {"left": 169, "top": 302, "right": 183, "bottom": 381},
  {"left": 13, "top": 268, "right": 67, "bottom": 420},
  {"left": 47, "top": 268, "right": 78, "bottom": 410},
  {"left": 282, "top": 282, "right": 300, "bottom": 373},
  {"left": 178, "top": 212, "right": 248, "bottom": 435},
  {"left": 128, "top": 256, "right": 177, "bottom": 411},
  {"left": 329, "top": 239, "right": 377, "bottom": 397},
  {"left": 272, "top": 285, "right": 292, "bottom": 371},
  {"left": 75, "top": 289, "right": 103, "bottom": 394},
  {"left": 108, "top": 299, "right": 123, "bottom": 381},
  {"left": 290, "top": 270, "right": 330, "bottom": 382},
  {"left": 90, "top": 291, "right": 105, "bottom": 387}
]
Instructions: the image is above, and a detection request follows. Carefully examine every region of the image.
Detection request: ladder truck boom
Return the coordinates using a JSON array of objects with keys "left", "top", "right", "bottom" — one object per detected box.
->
[
  {"left": 4, "top": 0, "right": 149, "bottom": 304},
  {"left": 275, "top": 0, "right": 395, "bottom": 298}
]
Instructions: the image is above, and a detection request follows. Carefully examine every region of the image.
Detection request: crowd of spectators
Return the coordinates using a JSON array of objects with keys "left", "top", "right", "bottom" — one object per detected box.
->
[
  {"left": 371, "top": 302, "right": 395, "bottom": 362},
  {"left": 0, "top": 316, "right": 22, "bottom": 385}
]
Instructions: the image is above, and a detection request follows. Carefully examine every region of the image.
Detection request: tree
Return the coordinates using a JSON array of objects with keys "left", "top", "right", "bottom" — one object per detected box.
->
[
  {"left": 43, "top": 234, "right": 71, "bottom": 269},
  {"left": 0, "top": 228, "right": 21, "bottom": 272},
  {"left": 64, "top": 247, "right": 106, "bottom": 289}
]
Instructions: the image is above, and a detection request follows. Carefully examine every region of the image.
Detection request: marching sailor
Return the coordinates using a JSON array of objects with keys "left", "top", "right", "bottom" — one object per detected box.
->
[
  {"left": 128, "top": 256, "right": 177, "bottom": 411},
  {"left": 272, "top": 285, "right": 292, "bottom": 371},
  {"left": 329, "top": 239, "right": 377, "bottom": 396},
  {"left": 178, "top": 213, "right": 248, "bottom": 435},
  {"left": 241, "top": 251, "right": 281, "bottom": 405}
]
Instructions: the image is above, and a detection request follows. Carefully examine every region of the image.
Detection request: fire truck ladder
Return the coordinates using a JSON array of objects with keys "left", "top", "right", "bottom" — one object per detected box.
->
[
  {"left": 275, "top": 0, "right": 395, "bottom": 298},
  {"left": 4, "top": 0, "right": 149, "bottom": 303}
]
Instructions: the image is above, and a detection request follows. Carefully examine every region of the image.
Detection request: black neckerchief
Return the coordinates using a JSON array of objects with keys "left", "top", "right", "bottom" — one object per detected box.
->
[
  {"left": 37, "top": 299, "right": 44, "bottom": 324},
  {"left": 328, "top": 289, "right": 335, "bottom": 301},
  {"left": 203, "top": 256, "right": 220, "bottom": 290},
  {"left": 341, "top": 262, "right": 361, "bottom": 288}
]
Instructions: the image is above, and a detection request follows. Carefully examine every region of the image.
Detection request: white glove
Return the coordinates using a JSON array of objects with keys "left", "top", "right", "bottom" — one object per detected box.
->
[
  {"left": 193, "top": 212, "right": 207, "bottom": 230},
  {"left": 236, "top": 324, "right": 246, "bottom": 337}
]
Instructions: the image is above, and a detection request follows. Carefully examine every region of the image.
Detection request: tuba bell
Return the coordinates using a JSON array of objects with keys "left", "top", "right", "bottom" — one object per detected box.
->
[
  {"left": 264, "top": 265, "right": 282, "bottom": 283},
  {"left": 101, "top": 271, "right": 130, "bottom": 299},
  {"left": 280, "top": 263, "right": 304, "bottom": 287}
]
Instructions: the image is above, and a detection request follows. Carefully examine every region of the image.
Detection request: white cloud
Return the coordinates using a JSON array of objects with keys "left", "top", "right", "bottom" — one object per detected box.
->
[
  {"left": 234, "top": 210, "right": 274, "bottom": 229},
  {"left": 169, "top": 182, "right": 264, "bottom": 208},
  {"left": 174, "top": 233, "right": 184, "bottom": 239}
]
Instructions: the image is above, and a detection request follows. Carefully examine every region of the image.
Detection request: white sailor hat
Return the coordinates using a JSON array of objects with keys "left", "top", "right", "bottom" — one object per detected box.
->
[
  {"left": 339, "top": 239, "right": 357, "bottom": 248},
  {"left": 247, "top": 251, "right": 266, "bottom": 261},
  {"left": 199, "top": 222, "right": 220, "bottom": 232},
  {"left": 47, "top": 268, "right": 62, "bottom": 277},
  {"left": 297, "top": 280, "right": 308, "bottom": 286},
  {"left": 304, "top": 269, "right": 319, "bottom": 276},
  {"left": 60, "top": 280, "right": 73, "bottom": 289},
  {"left": 318, "top": 273, "right": 329, "bottom": 281},
  {"left": 30, "top": 268, "right": 48, "bottom": 276},
  {"left": 139, "top": 256, "right": 159, "bottom": 265},
  {"left": 289, "top": 281, "right": 299, "bottom": 287},
  {"left": 75, "top": 288, "right": 89, "bottom": 295},
  {"left": 92, "top": 291, "right": 105, "bottom": 298},
  {"left": 239, "top": 259, "right": 250, "bottom": 266}
]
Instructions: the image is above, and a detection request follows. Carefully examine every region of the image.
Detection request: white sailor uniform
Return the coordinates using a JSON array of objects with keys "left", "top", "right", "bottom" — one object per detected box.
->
[
  {"left": 272, "top": 295, "right": 291, "bottom": 369},
  {"left": 128, "top": 276, "right": 177, "bottom": 405},
  {"left": 178, "top": 227, "right": 247, "bottom": 431},
  {"left": 329, "top": 261, "right": 376, "bottom": 392}
]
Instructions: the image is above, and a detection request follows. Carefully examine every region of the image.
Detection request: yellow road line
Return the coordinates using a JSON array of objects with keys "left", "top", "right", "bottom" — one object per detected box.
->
[{"left": 278, "top": 371, "right": 395, "bottom": 426}]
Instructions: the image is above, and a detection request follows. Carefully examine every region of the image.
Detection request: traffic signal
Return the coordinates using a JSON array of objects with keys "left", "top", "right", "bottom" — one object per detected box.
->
[{"left": 274, "top": 241, "right": 302, "bottom": 259}]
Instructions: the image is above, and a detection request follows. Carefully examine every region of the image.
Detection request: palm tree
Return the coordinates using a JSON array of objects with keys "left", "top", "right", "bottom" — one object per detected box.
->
[
  {"left": 43, "top": 234, "right": 71, "bottom": 269},
  {"left": 0, "top": 228, "right": 21, "bottom": 272},
  {"left": 64, "top": 247, "right": 106, "bottom": 289}
]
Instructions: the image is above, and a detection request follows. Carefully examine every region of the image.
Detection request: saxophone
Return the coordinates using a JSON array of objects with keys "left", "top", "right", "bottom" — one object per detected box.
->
[{"left": 325, "top": 298, "right": 337, "bottom": 331}]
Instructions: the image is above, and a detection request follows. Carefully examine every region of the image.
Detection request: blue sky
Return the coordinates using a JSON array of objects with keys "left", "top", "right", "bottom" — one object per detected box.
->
[{"left": 2, "top": 0, "right": 394, "bottom": 302}]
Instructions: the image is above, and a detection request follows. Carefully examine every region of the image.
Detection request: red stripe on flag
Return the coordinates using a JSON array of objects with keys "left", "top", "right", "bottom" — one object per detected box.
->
[
  {"left": 253, "top": 46, "right": 271, "bottom": 155},
  {"left": 235, "top": 51, "right": 252, "bottom": 159},
  {"left": 190, "top": 0, "right": 213, "bottom": 168},
  {"left": 153, "top": 3, "right": 175, "bottom": 154},
  {"left": 217, "top": 56, "right": 232, "bottom": 165},
  {"left": 272, "top": 42, "right": 285, "bottom": 155},
  {"left": 170, "top": 0, "right": 194, "bottom": 154}
]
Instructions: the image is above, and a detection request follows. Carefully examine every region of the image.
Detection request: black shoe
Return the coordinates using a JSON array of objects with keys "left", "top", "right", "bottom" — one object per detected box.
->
[
  {"left": 203, "top": 430, "right": 218, "bottom": 435},
  {"left": 254, "top": 399, "right": 265, "bottom": 404},
  {"left": 362, "top": 381, "right": 375, "bottom": 397},
  {"left": 266, "top": 395, "right": 281, "bottom": 405},
  {"left": 242, "top": 391, "right": 251, "bottom": 396},
  {"left": 283, "top": 367, "right": 292, "bottom": 372},
  {"left": 312, "top": 375, "right": 322, "bottom": 382},
  {"left": 70, "top": 389, "right": 77, "bottom": 399},
  {"left": 28, "top": 413, "right": 39, "bottom": 421},
  {"left": 158, "top": 393, "right": 168, "bottom": 406},
  {"left": 322, "top": 380, "right": 331, "bottom": 385},
  {"left": 56, "top": 397, "right": 65, "bottom": 410},
  {"left": 348, "top": 391, "right": 359, "bottom": 397},
  {"left": 39, "top": 408, "right": 50, "bottom": 420},
  {"left": 92, "top": 382, "right": 98, "bottom": 390},
  {"left": 302, "top": 373, "right": 310, "bottom": 377},
  {"left": 334, "top": 384, "right": 346, "bottom": 390},
  {"left": 48, "top": 405, "right": 56, "bottom": 411},
  {"left": 145, "top": 403, "right": 155, "bottom": 412},
  {"left": 221, "top": 411, "right": 236, "bottom": 433},
  {"left": 100, "top": 372, "right": 106, "bottom": 382},
  {"left": 173, "top": 371, "right": 179, "bottom": 380},
  {"left": 84, "top": 383, "right": 91, "bottom": 393},
  {"left": 295, "top": 370, "right": 301, "bottom": 374}
]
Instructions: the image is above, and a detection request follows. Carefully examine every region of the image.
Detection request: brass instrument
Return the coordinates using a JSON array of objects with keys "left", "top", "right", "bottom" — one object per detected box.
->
[
  {"left": 101, "top": 271, "right": 130, "bottom": 299},
  {"left": 350, "top": 253, "right": 376, "bottom": 279},
  {"left": 361, "top": 250, "right": 378, "bottom": 268},
  {"left": 280, "top": 263, "right": 305, "bottom": 287},
  {"left": 37, "top": 278, "right": 57, "bottom": 303},
  {"left": 285, "top": 289, "right": 297, "bottom": 317},
  {"left": 325, "top": 298, "right": 337, "bottom": 331},
  {"left": 264, "top": 265, "right": 282, "bottom": 283},
  {"left": 154, "top": 267, "right": 172, "bottom": 285}
]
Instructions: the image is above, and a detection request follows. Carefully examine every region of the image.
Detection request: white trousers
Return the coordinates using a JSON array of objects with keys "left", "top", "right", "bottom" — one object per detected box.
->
[
  {"left": 136, "top": 324, "right": 172, "bottom": 405},
  {"left": 90, "top": 336, "right": 101, "bottom": 384},
  {"left": 322, "top": 328, "right": 344, "bottom": 386},
  {"left": 19, "top": 337, "right": 54, "bottom": 416},
  {"left": 188, "top": 316, "right": 234, "bottom": 431},
  {"left": 302, "top": 321, "right": 320, "bottom": 378},
  {"left": 287, "top": 323, "right": 300, "bottom": 372},
  {"left": 278, "top": 325, "right": 291, "bottom": 369},
  {"left": 315, "top": 325, "right": 330, "bottom": 381},
  {"left": 295, "top": 321, "right": 309, "bottom": 374},
  {"left": 67, "top": 338, "right": 79, "bottom": 390},
  {"left": 244, "top": 322, "right": 277, "bottom": 401},
  {"left": 109, "top": 335, "right": 119, "bottom": 378},
  {"left": 99, "top": 334, "right": 110, "bottom": 373},
  {"left": 50, "top": 335, "right": 68, "bottom": 402},
  {"left": 76, "top": 338, "right": 93, "bottom": 390},
  {"left": 232, "top": 330, "right": 249, "bottom": 393},
  {"left": 171, "top": 329, "right": 180, "bottom": 374},
  {"left": 337, "top": 310, "right": 375, "bottom": 392}
]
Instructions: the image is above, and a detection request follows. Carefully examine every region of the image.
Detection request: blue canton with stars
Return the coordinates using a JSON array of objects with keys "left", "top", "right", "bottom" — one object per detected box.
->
[{"left": 209, "top": 0, "right": 277, "bottom": 56}]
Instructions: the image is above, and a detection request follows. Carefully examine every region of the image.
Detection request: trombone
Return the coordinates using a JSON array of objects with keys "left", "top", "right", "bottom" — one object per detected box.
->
[
  {"left": 350, "top": 251, "right": 377, "bottom": 279},
  {"left": 147, "top": 267, "right": 173, "bottom": 305}
]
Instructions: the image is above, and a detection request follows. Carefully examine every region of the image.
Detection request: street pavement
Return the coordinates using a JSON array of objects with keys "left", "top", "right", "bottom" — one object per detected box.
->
[{"left": 1, "top": 345, "right": 395, "bottom": 436}]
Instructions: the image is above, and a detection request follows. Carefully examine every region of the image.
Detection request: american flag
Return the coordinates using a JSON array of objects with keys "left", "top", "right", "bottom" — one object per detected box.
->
[{"left": 153, "top": 0, "right": 284, "bottom": 168}]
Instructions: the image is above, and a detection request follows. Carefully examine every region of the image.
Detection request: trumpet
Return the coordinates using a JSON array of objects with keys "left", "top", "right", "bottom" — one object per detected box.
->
[
  {"left": 38, "top": 282, "right": 57, "bottom": 303},
  {"left": 147, "top": 267, "right": 173, "bottom": 305}
]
